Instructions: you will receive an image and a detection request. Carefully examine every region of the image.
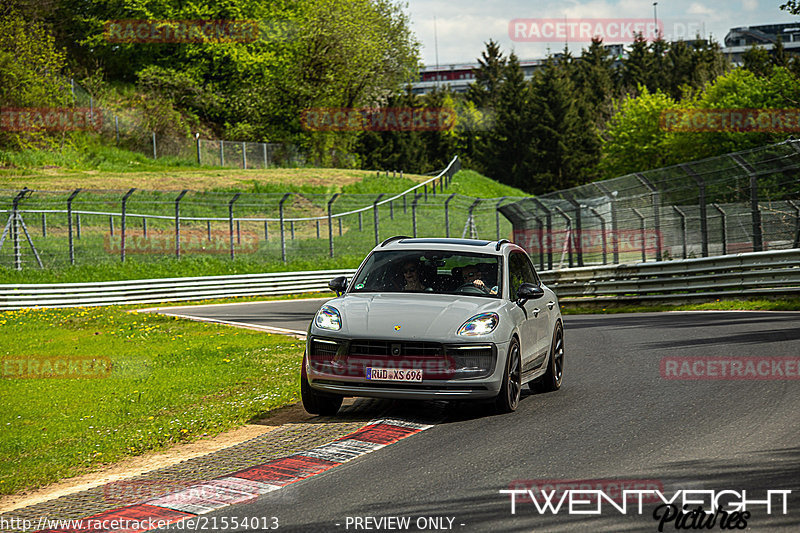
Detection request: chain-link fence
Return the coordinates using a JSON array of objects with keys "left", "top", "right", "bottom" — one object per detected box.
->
[
  {"left": 500, "top": 139, "right": 800, "bottom": 270},
  {"left": 0, "top": 158, "right": 492, "bottom": 271},
  {"left": 68, "top": 79, "right": 302, "bottom": 166}
]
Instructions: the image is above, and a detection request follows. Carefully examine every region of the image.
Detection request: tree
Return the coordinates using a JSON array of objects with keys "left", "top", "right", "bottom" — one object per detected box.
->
[
  {"left": 477, "top": 53, "right": 534, "bottom": 189},
  {"left": 574, "top": 38, "right": 617, "bottom": 122},
  {"left": 621, "top": 34, "right": 651, "bottom": 93},
  {"left": 743, "top": 44, "right": 772, "bottom": 77},
  {"left": 528, "top": 55, "right": 598, "bottom": 192},
  {"left": 466, "top": 39, "right": 507, "bottom": 109}
]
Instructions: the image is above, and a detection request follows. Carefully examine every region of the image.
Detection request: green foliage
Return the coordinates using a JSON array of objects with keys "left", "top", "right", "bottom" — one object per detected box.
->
[{"left": 599, "top": 87, "right": 677, "bottom": 178}]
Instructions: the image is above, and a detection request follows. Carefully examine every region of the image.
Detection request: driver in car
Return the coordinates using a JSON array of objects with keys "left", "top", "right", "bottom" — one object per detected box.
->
[{"left": 461, "top": 264, "right": 498, "bottom": 295}]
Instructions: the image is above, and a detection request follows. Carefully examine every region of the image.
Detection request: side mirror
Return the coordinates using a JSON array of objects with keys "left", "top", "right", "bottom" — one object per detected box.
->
[
  {"left": 516, "top": 283, "right": 544, "bottom": 306},
  {"left": 328, "top": 276, "right": 348, "bottom": 296}
]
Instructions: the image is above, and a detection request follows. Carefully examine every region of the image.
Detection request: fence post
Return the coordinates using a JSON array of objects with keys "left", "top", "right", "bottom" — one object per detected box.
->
[
  {"left": 635, "top": 172, "right": 664, "bottom": 260},
  {"left": 495, "top": 197, "right": 507, "bottom": 241},
  {"left": 120, "top": 188, "right": 136, "bottom": 262},
  {"left": 588, "top": 207, "right": 607, "bottom": 265},
  {"left": 327, "top": 193, "right": 340, "bottom": 258},
  {"left": 463, "top": 199, "right": 481, "bottom": 239},
  {"left": 564, "top": 194, "right": 583, "bottom": 267},
  {"left": 412, "top": 193, "right": 421, "bottom": 237},
  {"left": 389, "top": 200, "right": 394, "bottom": 220},
  {"left": 530, "top": 198, "right": 553, "bottom": 270},
  {"left": 290, "top": 220, "right": 294, "bottom": 240},
  {"left": 424, "top": 184, "right": 427, "bottom": 201},
  {"left": 730, "top": 154, "right": 763, "bottom": 252},
  {"left": 338, "top": 218, "right": 342, "bottom": 236},
  {"left": 316, "top": 219, "right": 320, "bottom": 238},
  {"left": 594, "top": 183, "right": 618, "bottom": 264},
  {"left": 373, "top": 193, "right": 385, "bottom": 246},
  {"left": 678, "top": 165, "right": 707, "bottom": 257},
  {"left": 264, "top": 221, "right": 269, "bottom": 241},
  {"left": 41, "top": 213, "right": 46, "bottom": 238},
  {"left": 67, "top": 189, "right": 81, "bottom": 265},
  {"left": 444, "top": 193, "right": 456, "bottom": 238},
  {"left": 358, "top": 212, "right": 362, "bottom": 231},
  {"left": 175, "top": 189, "right": 188, "bottom": 258},
  {"left": 242, "top": 142, "right": 247, "bottom": 169},
  {"left": 789, "top": 200, "right": 800, "bottom": 248},
  {"left": 554, "top": 206, "right": 573, "bottom": 268},
  {"left": 263, "top": 143, "right": 268, "bottom": 168},
  {"left": 673, "top": 206, "right": 687, "bottom": 259},
  {"left": 279, "top": 193, "right": 291, "bottom": 263},
  {"left": 632, "top": 208, "right": 646, "bottom": 262},
  {"left": 403, "top": 193, "right": 407, "bottom": 214},
  {"left": 152, "top": 132, "right": 157, "bottom": 159},
  {"left": 143, "top": 217, "right": 147, "bottom": 238},
  {"left": 237, "top": 220, "right": 241, "bottom": 244},
  {"left": 712, "top": 203, "right": 727, "bottom": 255},
  {"left": 219, "top": 141, "right": 224, "bottom": 166},
  {"left": 115, "top": 115, "right": 119, "bottom": 144},
  {"left": 76, "top": 214, "right": 81, "bottom": 239},
  {"left": 195, "top": 134, "right": 201, "bottom": 165},
  {"left": 207, "top": 220, "right": 211, "bottom": 241},
  {"left": 228, "top": 193, "right": 241, "bottom": 260},
  {"left": 109, "top": 216, "right": 114, "bottom": 237},
  {"left": 532, "top": 214, "right": 545, "bottom": 270}
]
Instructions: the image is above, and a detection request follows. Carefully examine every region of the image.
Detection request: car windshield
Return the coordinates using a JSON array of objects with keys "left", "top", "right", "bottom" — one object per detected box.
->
[{"left": 350, "top": 250, "right": 502, "bottom": 298}]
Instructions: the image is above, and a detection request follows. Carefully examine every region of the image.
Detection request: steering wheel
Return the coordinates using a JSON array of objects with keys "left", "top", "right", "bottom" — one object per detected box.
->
[{"left": 457, "top": 282, "right": 489, "bottom": 295}]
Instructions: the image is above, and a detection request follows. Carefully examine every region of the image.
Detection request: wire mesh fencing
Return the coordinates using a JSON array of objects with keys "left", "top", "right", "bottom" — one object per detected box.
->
[
  {"left": 0, "top": 158, "right": 476, "bottom": 271},
  {"left": 500, "top": 139, "right": 800, "bottom": 270}
]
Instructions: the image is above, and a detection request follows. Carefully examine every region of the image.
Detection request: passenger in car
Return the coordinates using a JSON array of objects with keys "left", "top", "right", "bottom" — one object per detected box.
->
[{"left": 400, "top": 260, "right": 429, "bottom": 291}]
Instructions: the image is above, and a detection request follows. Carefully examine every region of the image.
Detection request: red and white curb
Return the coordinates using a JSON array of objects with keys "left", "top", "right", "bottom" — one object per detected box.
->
[{"left": 36, "top": 418, "right": 433, "bottom": 532}]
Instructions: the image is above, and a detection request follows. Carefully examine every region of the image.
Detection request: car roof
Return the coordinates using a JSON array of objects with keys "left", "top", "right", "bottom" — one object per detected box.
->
[{"left": 375, "top": 236, "right": 521, "bottom": 255}]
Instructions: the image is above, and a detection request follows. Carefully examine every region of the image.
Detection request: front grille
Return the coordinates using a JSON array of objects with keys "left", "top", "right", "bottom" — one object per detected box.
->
[
  {"left": 348, "top": 340, "right": 444, "bottom": 357},
  {"left": 309, "top": 338, "right": 340, "bottom": 360},
  {"left": 445, "top": 344, "right": 496, "bottom": 378}
]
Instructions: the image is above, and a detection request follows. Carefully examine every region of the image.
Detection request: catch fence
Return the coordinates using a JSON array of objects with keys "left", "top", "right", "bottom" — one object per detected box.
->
[{"left": 500, "top": 139, "right": 800, "bottom": 270}]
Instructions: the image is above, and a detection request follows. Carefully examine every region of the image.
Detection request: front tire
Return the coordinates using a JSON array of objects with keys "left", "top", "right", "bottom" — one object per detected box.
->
[
  {"left": 495, "top": 338, "right": 521, "bottom": 413},
  {"left": 301, "top": 357, "right": 343, "bottom": 416},
  {"left": 533, "top": 322, "right": 563, "bottom": 393}
]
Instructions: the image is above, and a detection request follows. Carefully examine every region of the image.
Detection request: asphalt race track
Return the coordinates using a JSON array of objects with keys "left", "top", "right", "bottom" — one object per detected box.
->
[{"left": 156, "top": 302, "right": 800, "bottom": 532}]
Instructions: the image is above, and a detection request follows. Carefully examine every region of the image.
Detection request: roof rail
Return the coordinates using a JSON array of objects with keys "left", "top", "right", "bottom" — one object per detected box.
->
[
  {"left": 495, "top": 239, "right": 511, "bottom": 251},
  {"left": 380, "top": 235, "right": 411, "bottom": 247}
]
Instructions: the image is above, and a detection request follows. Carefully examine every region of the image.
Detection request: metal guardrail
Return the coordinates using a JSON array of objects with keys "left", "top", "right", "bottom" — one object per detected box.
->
[
  {"left": 0, "top": 269, "right": 357, "bottom": 310},
  {"left": 1, "top": 249, "right": 798, "bottom": 311},
  {"left": 540, "top": 248, "right": 800, "bottom": 303}
]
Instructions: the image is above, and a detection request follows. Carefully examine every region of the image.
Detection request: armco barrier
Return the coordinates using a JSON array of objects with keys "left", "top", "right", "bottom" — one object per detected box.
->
[
  {"left": 540, "top": 248, "right": 800, "bottom": 303},
  {"left": 1, "top": 249, "right": 798, "bottom": 311},
  {"left": 0, "top": 269, "right": 357, "bottom": 310}
]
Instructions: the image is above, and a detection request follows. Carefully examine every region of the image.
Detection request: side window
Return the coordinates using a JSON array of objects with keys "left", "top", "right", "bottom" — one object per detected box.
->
[
  {"left": 509, "top": 251, "right": 537, "bottom": 298},
  {"left": 508, "top": 253, "right": 529, "bottom": 297}
]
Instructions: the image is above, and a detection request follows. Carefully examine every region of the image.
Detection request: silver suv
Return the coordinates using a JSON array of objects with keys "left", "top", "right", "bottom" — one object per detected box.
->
[{"left": 302, "top": 237, "right": 563, "bottom": 415}]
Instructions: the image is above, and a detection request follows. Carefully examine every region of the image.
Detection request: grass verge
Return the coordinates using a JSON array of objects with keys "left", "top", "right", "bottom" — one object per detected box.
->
[{"left": 0, "top": 305, "right": 304, "bottom": 495}]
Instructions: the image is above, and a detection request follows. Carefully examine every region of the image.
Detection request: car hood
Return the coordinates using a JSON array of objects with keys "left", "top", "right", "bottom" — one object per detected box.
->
[{"left": 320, "top": 293, "right": 505, "bottom": 340}]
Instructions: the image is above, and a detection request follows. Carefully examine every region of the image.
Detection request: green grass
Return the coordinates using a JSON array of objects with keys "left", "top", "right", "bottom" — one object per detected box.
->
[{"left": 0, "top": 306, "right": 305, "bottom": 495}]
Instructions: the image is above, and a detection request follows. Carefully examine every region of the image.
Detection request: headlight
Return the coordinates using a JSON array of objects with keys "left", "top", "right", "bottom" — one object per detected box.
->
[
  {"left": 315, "top": 305, "right": 342, "bottom": 330},
  {"left": 457, "top": 312, "right": 499, "bottom": 336}
]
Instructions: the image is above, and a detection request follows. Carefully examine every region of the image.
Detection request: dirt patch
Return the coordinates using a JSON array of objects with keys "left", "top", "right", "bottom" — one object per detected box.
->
[{"left": 0, "top": 399, "right": 354, "bottom": 514}]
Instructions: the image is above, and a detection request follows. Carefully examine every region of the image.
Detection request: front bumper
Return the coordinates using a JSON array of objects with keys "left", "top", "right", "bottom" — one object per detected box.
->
[{"left": 305, "top": 337, "right": 509, "bottom": 401}]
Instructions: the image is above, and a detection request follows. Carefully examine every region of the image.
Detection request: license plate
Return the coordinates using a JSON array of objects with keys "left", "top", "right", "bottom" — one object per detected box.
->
[{"left": 366, "top": 367, "right": 422, "bottom": 382}]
